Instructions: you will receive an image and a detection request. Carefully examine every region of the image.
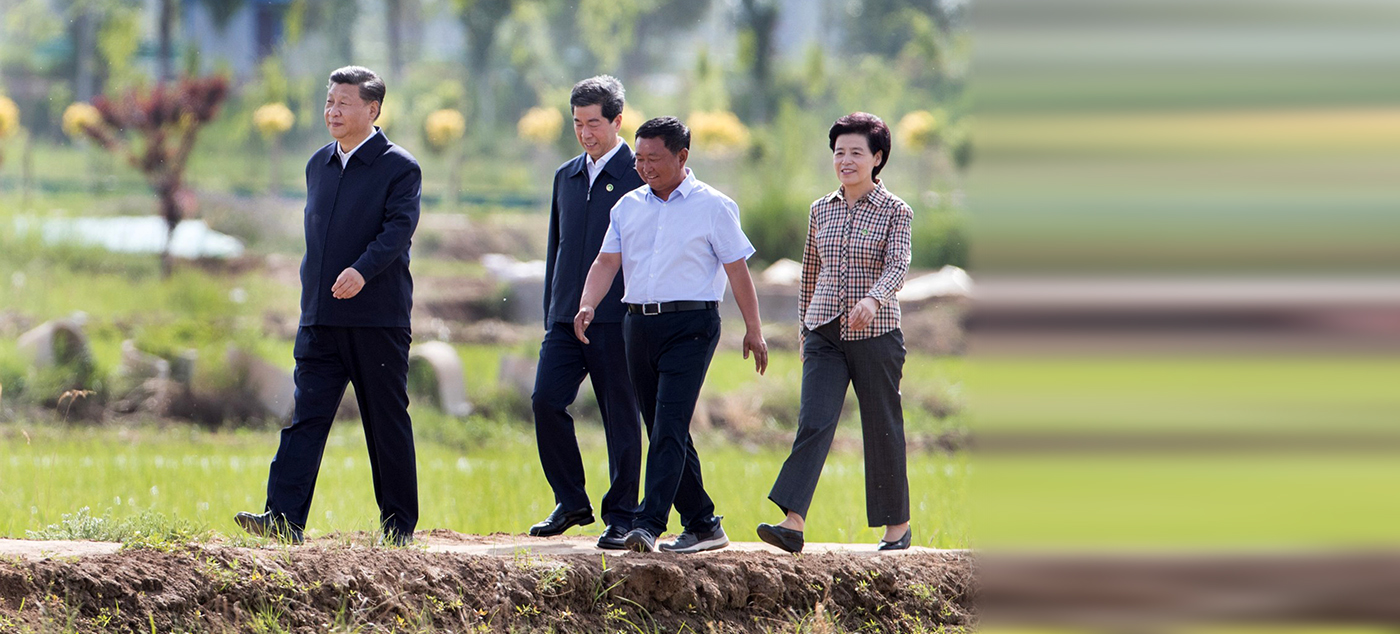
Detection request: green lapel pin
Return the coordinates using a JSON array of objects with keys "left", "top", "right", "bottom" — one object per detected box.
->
[{"left": 606, "top": 183, "right": 614, "bottom": 192}]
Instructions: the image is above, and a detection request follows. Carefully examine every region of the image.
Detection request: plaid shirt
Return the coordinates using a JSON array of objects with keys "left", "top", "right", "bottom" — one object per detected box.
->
[{"left": 800, "top": 181, "right": 913, "bottom": 341}]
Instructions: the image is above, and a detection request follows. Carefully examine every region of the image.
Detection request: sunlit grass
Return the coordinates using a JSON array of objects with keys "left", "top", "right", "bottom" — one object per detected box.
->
[{"left": 0, "top": 417, "right": 969, "bottom": 549}]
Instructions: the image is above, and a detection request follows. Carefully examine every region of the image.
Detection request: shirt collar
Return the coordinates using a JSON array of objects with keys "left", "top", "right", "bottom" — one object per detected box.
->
[
  {"left": 328, "top": 127, "right": 383, "bottom": 166},
  {"left": 830, "top": 178, "right": 887, "bottom": 205},
  {"left": 648, "top": 168, "right": 698, "bottom": 202},
  {"left": 586, "top": 137, "right": 626, "bottom": 171}
]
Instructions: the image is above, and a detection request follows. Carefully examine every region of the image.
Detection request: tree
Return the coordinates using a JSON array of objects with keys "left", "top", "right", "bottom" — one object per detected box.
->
[
  {"left": 81, "top": 76, "right": 230, "bottom": 276},
  {"left": 157, "top": 0, "right": 178, "bottom": 81},
  {"left": 388, "top": 0, "right": 405, "bottom": 79},
  {"left": 455, "top": 0, "right": 515, "bottom": 128},
  {"left": 284, "top": 0, "right": 360, "bottom": 62},
  {"left": 735, "top": 0, "right": 778, "bottom": 123}
]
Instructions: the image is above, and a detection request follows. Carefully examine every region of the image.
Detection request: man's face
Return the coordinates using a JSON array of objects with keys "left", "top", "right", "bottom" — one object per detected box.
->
[
  {"left": 325, "top": 83, "right": 377, "bottom": 142},
  {"left": 634, "top": 136, "right": 687, "bottom": 193},
  {"left": 573, "top": 104, "right": 622, "bottom": 161}
]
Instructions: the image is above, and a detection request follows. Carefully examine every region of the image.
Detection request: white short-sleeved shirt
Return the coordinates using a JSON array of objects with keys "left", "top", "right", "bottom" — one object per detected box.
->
[{"left": 601, "top": 168, "right": 756, "bottom": 304}]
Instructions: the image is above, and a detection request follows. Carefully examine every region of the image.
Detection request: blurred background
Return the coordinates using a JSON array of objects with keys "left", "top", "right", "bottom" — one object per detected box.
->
[
  {"left": 971, "top": 0, "right": 1400, "bottom": 627},
  {"left": 6, "top": 0, "right": 1400, "bottom": 626},
  {"left": 0, "top": 0, "right": 972, "bottom": 554}
]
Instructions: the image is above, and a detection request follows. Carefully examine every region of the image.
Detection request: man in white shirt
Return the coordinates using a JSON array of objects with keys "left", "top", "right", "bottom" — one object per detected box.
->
[{"left": 575, "top": 116, "right": 769, "bottom": 553}]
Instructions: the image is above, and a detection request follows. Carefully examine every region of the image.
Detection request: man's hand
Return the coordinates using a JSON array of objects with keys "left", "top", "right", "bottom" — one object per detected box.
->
[
  {"left": 743, "top": 328, "right": 769, "bottom": 375},
  {"left": 331, "top": 267, "right": 366, "bottom": 299},
  {"left": 573, "top": 305, "right": 596, "bottom": 344},
  {"left": 847, "top": 297, "right": 881, "bottom": 331}
]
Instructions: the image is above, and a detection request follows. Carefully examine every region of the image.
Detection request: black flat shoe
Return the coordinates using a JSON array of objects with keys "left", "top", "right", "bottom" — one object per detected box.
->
[
  {"left": 596, "top": 525, "right": 628, "bottom": 550},
  {"left": 877, "top": 527, "right": 912, "bottom": 551},
  {"left": 756, "top": 523, "right": 804, "bottom": 554},
  {"left": 234, "top": 511, "right": 304, "bottom": 545},
  {"left": 529, "top": 504, "right": 595, "bottom": 537}
]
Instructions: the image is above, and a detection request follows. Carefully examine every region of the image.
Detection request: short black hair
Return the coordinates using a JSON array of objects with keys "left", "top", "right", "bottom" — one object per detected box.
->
[
  {"left": 328, "top": 66, "right": 386, "bottom": 119},
  {"left": 829, "top": 112, "right": 892, "bottom": 178},
  {"left": 635, "top": 116, "right": 690, "bottom": 155},
  {"left": 569, "top": 75, "right": 626, "bottom": 121}
]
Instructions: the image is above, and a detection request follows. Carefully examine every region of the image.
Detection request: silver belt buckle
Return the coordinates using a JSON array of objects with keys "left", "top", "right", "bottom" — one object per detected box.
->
[{"left": 643, "top": 302, "right": 661, "bottom": 315}]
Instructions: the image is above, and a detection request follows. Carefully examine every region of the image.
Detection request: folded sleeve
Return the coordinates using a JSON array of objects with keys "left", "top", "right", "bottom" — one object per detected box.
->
[{"left": 710, "top": 197, "right": 756, "bottom": 264}]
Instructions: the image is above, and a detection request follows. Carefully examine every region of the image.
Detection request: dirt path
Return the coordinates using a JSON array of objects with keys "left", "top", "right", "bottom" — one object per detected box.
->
[
  {"left": 1, "top": 533, "right": 951, "bottom": 560},
  {"left": 0, "top": 531, "right": 972, "bottom": 633}
]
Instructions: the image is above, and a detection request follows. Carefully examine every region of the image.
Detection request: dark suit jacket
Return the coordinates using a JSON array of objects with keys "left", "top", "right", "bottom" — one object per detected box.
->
[
  {"left": 543, "top": 143, "right": 645, "bottom": 326},
  {"left": 299, "top": 129, "right": 421, "bottom": 328}
]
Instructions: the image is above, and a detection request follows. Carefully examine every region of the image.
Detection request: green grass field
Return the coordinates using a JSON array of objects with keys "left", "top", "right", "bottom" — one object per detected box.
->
[
  {"left": 969, "top": 355, "right": 1400, "bottom": 548},
  {"left": 0, "top": 416, "right": 969, "bottom": 549}
]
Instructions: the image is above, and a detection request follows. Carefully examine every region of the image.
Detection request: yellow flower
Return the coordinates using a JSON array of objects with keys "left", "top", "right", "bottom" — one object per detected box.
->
[
  {"left": 424, "top": 109, "right": 467, "bottom": 151},
  {"left": 0, "top": 96, "right": 20, "bottom": 138},
  {"left": 619, "top": 108, "right": 645, "bottom": 140},
  {"left": 253, "top": 102, "right": 295, "bottom": 139},
  {"left": 518, "top": 106, "right": 562, "bottom": 144},
  {"left": 898, "top": 109, "right": 946, "bottom": 151},
  {"left": 62, "top": 102, "right": 102, "bottom": 140},
  {"left": 688, "top": 110, "right": 749, "bottom": 153}
]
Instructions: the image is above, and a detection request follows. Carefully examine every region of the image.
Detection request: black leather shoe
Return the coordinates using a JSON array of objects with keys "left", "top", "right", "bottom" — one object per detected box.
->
[
  {"left": 877, "top": 526, "right": 912, "bottom": 551},
  {"left": 234, "top": 511, "right": 303, "bottom": 545},
  {"left": 596, "top": 525, "right": 628, "bottom": 550},
  {"left": 756, "top": 523, "right": 804, "bottom": 554},
  {"left": 623, "top": 528, "right": 656, "bottom": 553},
  {"left": 529, "top": 504, "right": 595, "bottom": 537}
]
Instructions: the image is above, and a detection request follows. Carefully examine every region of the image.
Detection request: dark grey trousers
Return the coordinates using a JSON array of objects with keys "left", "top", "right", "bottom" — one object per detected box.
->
[{"left": 769, "top": 319, "right": 910, "bottom": 527}]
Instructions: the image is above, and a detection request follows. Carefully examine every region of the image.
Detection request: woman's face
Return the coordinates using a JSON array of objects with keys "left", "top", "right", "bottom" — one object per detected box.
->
[{"left": 833, "top": 133, "right": 881, "bottom": 189}]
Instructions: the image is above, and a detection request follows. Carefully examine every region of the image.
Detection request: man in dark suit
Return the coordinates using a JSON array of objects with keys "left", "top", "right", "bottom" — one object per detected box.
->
[
  {"left": 529, "top": 76, "right": 646, "bottom": 550},
  {"left": 236, "top": 65, "right": 421, "bottom": 546}
]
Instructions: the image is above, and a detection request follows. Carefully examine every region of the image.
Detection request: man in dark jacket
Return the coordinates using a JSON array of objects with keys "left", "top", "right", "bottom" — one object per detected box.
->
[
  {"left": 236, "top": 66, "right": 421, "bottom": 546},
  {"left": 529, "top": 76, "right": 645, "bottom": 549}
]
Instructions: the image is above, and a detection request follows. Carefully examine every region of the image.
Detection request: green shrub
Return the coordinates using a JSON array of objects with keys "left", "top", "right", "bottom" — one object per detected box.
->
[
  {"left": 742, "top": 186, "right": 810, "bottom": 265},
  {"left": 911, "top": 206, "right": 969, "bottom": 270}
]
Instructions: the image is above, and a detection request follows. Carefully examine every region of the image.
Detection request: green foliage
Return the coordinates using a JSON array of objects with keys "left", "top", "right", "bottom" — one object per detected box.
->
[
  {"left": 688, "top": 47, "right": 731, "bottom": 114},
  {"left": 577, "top": 0, "right": 646, "bottom": 72},
  {"left": 26, "top": 506, "right": 208, "bottom": 545},
  {"left": 741, "top": 184, "right": 809, "bottom": 265},
  {"left": 97, "top": 5, "right": 145, "bottom": 92},
  {"left": 911, "top": 206, "right": 969, "bottom": 270}
]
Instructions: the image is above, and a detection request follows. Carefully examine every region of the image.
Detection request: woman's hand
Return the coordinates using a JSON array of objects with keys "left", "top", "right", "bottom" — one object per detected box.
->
[{"left": 847, "top": 297, "right": 881, "bottom": 331}]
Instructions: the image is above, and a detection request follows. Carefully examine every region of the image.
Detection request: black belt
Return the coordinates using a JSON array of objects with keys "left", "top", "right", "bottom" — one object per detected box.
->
[{"left": 625, "top": 301, "right": 717, "bottom": 315}]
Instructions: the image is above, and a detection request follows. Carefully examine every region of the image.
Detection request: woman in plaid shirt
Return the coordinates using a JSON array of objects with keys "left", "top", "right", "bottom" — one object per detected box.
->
[{"left": 757, "top": 112, "right": 914, "bottom": 553}]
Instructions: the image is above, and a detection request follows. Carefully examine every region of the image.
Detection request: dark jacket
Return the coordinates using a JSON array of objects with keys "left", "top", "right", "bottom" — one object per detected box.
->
[
  {"left": 543, "top": 143, "right": 645, "bottom": 326},
  {"left": 299, "top": 129, "right": 421, "bottom": 328}
]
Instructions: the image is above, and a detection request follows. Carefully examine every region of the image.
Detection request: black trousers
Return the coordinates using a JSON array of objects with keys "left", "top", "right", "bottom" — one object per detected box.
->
[
  {"left": 624, "top": 308, "right": 723, "bottom": 536},
  {"left": 769, "top": 319, "right": 910, "bottom": 527},
  {"left": 532, "top": 321, "right": 642, "bottom": 528},
  {"left": 264, "top": 325, "right": 418, "bottom": 536}
]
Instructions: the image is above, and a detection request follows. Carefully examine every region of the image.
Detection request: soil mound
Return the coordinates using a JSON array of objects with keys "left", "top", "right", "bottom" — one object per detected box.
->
[{"left": 0, "top": 535, "right": 972, "bottom": 633}]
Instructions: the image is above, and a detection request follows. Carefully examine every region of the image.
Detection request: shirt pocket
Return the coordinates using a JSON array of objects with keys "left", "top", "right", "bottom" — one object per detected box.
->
[{"left": 850, "top": 214, "right": 889, "bottom": 269}]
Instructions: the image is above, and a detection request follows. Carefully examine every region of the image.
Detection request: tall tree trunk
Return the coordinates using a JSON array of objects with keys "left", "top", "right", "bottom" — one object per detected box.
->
[
  {"left": 73, "top": 12, "right": 97, "bottom": 102},
  {"left": 386, "top": 0, "right": 404, "bottom": 80},
  {"left": 466, "top": 25, "right": 495, "bottom": 128},
  {"left": 739, "top": 0, "right": 779, "bottom": 123},
  {"left": 332, "top": 0, "right": 359, "bottom": 62},
  {"left": 459, "top": 0, "right": 511, "bottom": 129},
  {"left": 160, "top": 190, "right": 179, "bottom": 277},
  {"left": 158, "top": 0, "right": 176, "bottom": 81}
]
